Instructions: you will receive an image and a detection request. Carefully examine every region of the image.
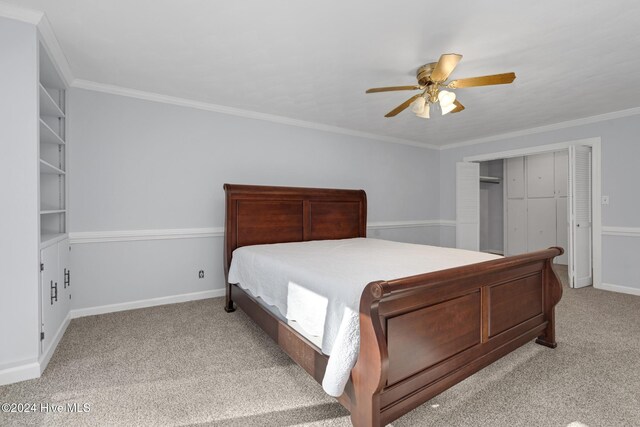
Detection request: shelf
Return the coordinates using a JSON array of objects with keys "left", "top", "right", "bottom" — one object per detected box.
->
[
  {"left": 480, "top": 176, "right": 502, "bottom": 184},
  {"left": 40, "top": 159, "right": 65, "bottom": 175},
  {"left": 39, "top": 84, "right": 65, "bottom": 118},
  {"left": 40, "top": 119, "right": 65, "bottom": 145},
  {"left": 40, "top": 233, "right": 67, "bottom": 249},
  {"left": 40, "top": 209, "right": 66, "bottom": 215}
]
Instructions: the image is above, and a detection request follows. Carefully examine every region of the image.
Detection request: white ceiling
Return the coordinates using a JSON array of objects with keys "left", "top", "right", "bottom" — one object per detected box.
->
[{"left": 6, "top": 0, "right": 640, "bottom": 147}]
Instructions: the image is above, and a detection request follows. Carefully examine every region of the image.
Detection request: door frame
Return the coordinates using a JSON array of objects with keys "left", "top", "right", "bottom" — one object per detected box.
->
[{"left": 462, "top": 137, "right": 602, "bottom": 288}]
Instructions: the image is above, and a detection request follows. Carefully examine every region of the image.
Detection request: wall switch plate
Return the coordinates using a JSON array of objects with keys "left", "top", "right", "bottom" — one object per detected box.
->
[
  {"left": 198, "top": 270, "right": 204, "bottom": 279},
  {"left": 601, "top": 196, "right": 609, "bottom": 205}
]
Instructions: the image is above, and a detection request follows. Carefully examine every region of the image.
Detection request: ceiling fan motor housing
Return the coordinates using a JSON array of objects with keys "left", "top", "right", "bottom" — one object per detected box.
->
[{"left": 417, "top": 62, "right": 438, "bottom": 86}]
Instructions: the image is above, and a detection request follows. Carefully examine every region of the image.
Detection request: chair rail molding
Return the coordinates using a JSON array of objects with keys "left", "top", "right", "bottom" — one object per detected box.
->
[
  {"left": 601, "top": 226, "right": 640, "bottom": 237},
  {"left": 69, "top": 220, "right": 456, "bottom": 244}
]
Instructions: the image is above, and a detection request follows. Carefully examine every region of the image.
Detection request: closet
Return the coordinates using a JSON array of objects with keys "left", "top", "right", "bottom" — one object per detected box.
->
[
  {"left": 479, "top": 160, "right": 504, "bottom": 255},
  {"left": 504, "top": 151, "right": 568, "bottom": 264}
]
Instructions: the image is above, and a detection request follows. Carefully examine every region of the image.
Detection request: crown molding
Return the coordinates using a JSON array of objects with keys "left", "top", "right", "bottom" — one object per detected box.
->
[
  {"left": 440, "top": 106, "right": 640, "bottom": 150},
  {"left": 0, "top": 2, "right": 42, "bottom": 24},
  {"left": 37, "top": 15, "right": 73, "bottom": 87},
  {"left": 71, "top": 79, "right": 439, "bottom": 150},
  {"left": 0, "top": 3, "right": 74, "bottom": 87}
]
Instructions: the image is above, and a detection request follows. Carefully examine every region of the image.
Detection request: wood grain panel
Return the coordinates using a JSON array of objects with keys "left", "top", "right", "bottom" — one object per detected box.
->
[
  {"left": 236, "top": 200, "right": 303, "bottom": 246},
  {"left": 489, "top": 272, "right": 543, "bottom": 337},
  {"left": 386, "top": 292, "right": 481, "bottom": 385},
  {"left": 309, "top": 201, "right": 361, "bottom": 240}
]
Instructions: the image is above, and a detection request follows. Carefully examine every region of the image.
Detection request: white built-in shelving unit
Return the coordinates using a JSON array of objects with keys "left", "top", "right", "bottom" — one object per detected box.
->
[
  {"left": 38, "top": 43, "right": 67, "bottom": 249},
  {"left": 38, "top": 41, "right": 71, "bottom": 362}
]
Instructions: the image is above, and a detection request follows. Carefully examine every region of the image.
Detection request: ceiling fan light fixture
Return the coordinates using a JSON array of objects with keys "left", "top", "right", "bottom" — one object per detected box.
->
[
  {"left": 416, "top": 103, "right": 430, "bottom": 119},
  {"left": 365, "top": 53, "right": 515, "bottom": 119},
  {"left": 410, "top": 96, "right": 426, "bottom": 114}
]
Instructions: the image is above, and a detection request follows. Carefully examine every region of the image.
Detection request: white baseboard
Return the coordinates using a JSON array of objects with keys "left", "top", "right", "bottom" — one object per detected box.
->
[
  {"left": 0, "top": 313, "right": 71, "bottom": 386},
  {"left": 0, "top": 361, "right": 40, "bottom": 386},
  {"left": 70, "top": 288, "right": 225, "bottom": 319},
  {"left": 596, "top": 282, "right": 640, "bottom": 297},
  {"left": 39, "top": 313, "right": 71, "bottom": 374}
]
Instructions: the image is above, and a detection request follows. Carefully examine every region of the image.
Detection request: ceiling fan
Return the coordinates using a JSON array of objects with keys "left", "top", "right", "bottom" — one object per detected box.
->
[{"left": 365, "top": 53, "right": 515, "bottom": 119}]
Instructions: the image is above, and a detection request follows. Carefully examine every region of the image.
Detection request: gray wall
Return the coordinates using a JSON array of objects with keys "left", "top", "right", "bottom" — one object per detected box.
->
[
  {"left": 67, "top": 88, "right": 441, "bottom": 310},
  {"left": 439, "top": 115, "right": 640, "bottom": 291},
  {"left": 0, "top": 18, "right": 40, "bottom": 370}
]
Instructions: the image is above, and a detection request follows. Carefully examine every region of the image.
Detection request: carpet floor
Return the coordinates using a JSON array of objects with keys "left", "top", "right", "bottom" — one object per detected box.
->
[{"left": 1, "top": 266, "right": 639, "bottom": 426}]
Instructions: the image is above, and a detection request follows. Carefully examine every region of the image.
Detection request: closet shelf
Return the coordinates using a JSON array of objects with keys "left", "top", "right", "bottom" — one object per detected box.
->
[
  {"left": 480, "top": 176, "right": 502, "bottom": 184},
  {"left": 40, "top": 159, "right": 65, "bottom": 175},
  {"left": 40, "top": 119, "right": 65, "bottom": 145},
  {"left": 39, "top": 84, "right": 65, "bottom": 118},
  {"left": 40, "top": 209, "right": 66, "bottom": 215}
]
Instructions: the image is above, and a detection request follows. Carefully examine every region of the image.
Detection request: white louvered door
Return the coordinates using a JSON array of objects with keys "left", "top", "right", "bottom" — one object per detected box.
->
[
  {"left": 568, "top": 145, "right": 593, "bottom": 288},
  {"left": 456, "top": 162, "right": 480, "bottom": 251}
]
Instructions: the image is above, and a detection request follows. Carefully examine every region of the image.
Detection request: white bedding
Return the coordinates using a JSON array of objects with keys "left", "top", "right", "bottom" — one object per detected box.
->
[{"left": 227, "top": 238, "right": 500, "bottom": 396}]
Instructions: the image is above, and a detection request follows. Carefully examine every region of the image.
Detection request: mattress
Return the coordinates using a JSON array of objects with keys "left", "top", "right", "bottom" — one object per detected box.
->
[{"left": 227, "top": 237, "right": 501, "bottom": 396}]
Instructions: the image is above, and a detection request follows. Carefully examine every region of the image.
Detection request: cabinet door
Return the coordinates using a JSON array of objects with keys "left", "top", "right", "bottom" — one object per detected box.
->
[
  {"left": 527, "top": 198, "right": 557, "bottom": 251},
  {"left": 556, "top": 197, "right": 568, "bottom": 264},
  {"left": 554, "top": 151, "right": 568, "bottom": 197},
  {"left": 506, "top": 199, "right": 527, "bottom": 255},
  {"left": 506, "top": 157, "right": 525, "bottom": 198},
  {"left": 40, "top": 244, "right": 59, "bottom": 354},
  {"left": 527, "top": 153, "right": 555, "bottom": 198},
  {"left": 58, "top": 239, "right": 71, "bottom": 314}
]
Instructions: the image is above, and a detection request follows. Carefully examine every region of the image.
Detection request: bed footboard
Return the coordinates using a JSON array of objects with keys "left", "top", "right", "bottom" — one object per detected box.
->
[{"left": 350, "top": 247, "right": 563, "bottom": 427}]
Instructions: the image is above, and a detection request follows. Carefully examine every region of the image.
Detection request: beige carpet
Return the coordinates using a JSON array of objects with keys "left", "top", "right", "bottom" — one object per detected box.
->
[{"left": 2, "top": 266, "right": 639, "bottom": 426}]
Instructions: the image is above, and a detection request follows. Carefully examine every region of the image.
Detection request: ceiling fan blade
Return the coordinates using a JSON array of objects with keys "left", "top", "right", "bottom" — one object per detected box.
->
[
  {"left": 451, "top": 100, "right": 465, "bottom": 114},
  {"left": 366, "top": 85, "right": 421, "bottom": 93},
  {"left": 448, "top": 72, "right": 516, "bottom": 89},
  {"left": 430, "top": 53, "right": 463, "bottom": 82},
  {"left": 385, "top": 94, "right": 422, "bottom": 117}
]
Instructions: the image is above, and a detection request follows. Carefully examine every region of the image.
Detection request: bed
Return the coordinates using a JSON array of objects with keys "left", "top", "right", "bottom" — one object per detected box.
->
[{"left": 223, "top": 184, "right": 563, "bottom": 427}]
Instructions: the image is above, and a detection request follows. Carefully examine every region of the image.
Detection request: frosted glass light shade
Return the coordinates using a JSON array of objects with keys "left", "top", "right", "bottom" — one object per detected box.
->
[
  {"left": 438, "top": 90, "right": 456, "bottom": 115},
  {"left": 411, "top": 96, "right": 426, "bottom": 114},
  {"left": 441, "top": 102, "right": 456, "bottom": 115},
  {"left": 416, "top": 103, "right": 430, "bottom": 118}
]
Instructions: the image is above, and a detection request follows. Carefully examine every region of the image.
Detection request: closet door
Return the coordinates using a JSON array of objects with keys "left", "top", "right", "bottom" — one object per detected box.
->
[
  {"left": 527, "top": 153, "right": 555, "bottom": 198},
  {"left": 556, "top": 197, "right": 569, "bottom": 264},
  {"left": 456, "top": 162, "right": 480, "bottom": 251},
  {"left": 40, "top": 244, "right": 59, "bottom": 354},
  {"left": 506, "top": 157, "right": 525, "bottom": 198},
  {"left": 506, "top": 199, "right": 527, "bottom": 255},
  {"left": 569, "top": 145, "right": 593, "bottom": 288},
  {"left": 58, "top": 239, "right": 71, "bottom": 314},
  {"left": 527, "top": 198, "right": 557, "bottom": 251}
]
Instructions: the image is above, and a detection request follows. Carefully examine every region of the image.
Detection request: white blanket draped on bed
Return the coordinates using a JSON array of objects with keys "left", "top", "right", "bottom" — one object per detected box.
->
[{"left": 227, "top": 238, "right": 500, "bottom": 396}]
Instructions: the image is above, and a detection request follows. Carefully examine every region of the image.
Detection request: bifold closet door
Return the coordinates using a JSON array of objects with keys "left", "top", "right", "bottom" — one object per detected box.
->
[
  {"left": 456, "top": 162, "right": 479, "bottom": 251},
  {"left": 556, "top": 197, "right": 569, "bottom": 264},
  {"left": 569, "top": 145, "right": 593, "bottom": 288}
]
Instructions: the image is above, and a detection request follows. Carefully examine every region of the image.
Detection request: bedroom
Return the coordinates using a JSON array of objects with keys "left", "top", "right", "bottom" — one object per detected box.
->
[{"left": 1, "top": 1, "right": 639, "bottom": 426}]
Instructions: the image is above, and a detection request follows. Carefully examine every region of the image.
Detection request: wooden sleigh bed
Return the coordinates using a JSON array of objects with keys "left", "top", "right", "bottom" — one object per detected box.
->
[{"left": 223, "top": 184, "right": 563, "bottom": 427}]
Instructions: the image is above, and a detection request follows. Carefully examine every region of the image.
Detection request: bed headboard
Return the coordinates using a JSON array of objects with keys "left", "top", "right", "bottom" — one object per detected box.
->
[{"left": 223, "top": 184, "right": 367, "bottom": 278}]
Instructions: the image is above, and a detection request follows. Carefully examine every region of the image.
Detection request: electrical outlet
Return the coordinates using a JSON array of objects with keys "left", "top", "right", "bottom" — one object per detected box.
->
[
  {"left": 198, "top": 270, "right": 204, "bottom": 279},
  {"left": 601, "top": 196, "right": 609, "bottom": 205}
]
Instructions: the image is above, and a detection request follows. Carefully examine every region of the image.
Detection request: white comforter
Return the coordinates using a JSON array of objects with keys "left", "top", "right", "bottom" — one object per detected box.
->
[{"left": 227, "top": 238, "right": 500, "bottom": 396}]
